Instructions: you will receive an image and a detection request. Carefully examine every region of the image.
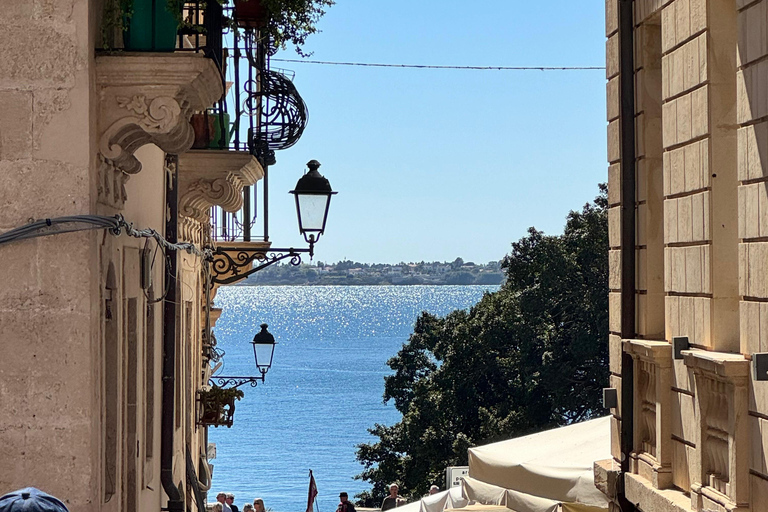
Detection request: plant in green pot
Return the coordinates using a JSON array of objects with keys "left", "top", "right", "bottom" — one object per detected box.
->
[
  {"left": 231, "top": 0, "right": 335, "bottom": 57},
  {"left": 103, "top": 0, "right": 184, "bottom": 51},
  {"left": 190, "top": 110, "right": 233, "bottom": 149}
]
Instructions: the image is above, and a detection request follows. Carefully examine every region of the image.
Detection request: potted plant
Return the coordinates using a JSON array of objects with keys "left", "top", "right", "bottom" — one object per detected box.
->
[
  {"left": 197, "top": 385, "right": 244, "bottom": 427},
  {"left": 231, "top": 0, "right": 335, "bottom": 57},
  {"left": 209, "top": 111, "right": 232, "bottom": 149},
  {"left": 191, "top": 111, "right": 216, "bottom": 149},
  {"left": 102, "top": 0, "right": 184, "bottom": 51},
  {"left": 190, "top": 110, "right": 233, "bottom": 149}
]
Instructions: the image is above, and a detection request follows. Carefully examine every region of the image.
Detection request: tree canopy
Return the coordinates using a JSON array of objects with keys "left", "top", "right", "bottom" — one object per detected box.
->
[{"left": 355, "top": 185, "right": 609, "bottom": 504}]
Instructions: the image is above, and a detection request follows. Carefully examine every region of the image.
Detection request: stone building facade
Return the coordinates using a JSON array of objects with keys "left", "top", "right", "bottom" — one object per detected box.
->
[
  {"left": 0, "top": 1, "right": 267, "bottom": 511},
  {"left": 597, "top": 0, "right": 768, "bottom": 511}
]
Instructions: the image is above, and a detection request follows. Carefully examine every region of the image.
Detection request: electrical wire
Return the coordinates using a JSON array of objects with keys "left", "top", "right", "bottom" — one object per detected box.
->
[
  {"left": 271, "top": 58, "right": 606, "bottom": 71},
  {"left": 0, "top": 215, "right": 122, "bottom": 245},
  {"left": 0, "top": 214, "right": 213, "bottom": 261}
]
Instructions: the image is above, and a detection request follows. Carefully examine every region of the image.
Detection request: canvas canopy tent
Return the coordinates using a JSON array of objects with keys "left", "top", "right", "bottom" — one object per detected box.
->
[
  {"left": 394, "top": 486, "right": 468, "bottom": 512},
  {"left": 464, "top": 416, "right": 611, "bottom": 512}
]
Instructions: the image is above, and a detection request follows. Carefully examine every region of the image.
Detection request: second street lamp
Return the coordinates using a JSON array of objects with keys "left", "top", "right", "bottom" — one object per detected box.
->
[
  {"left": 252, "top": 323, "right": 277, "bottom": 378},
  {"left": 211, "top": 324, "right": 277, "bottom": 389}
]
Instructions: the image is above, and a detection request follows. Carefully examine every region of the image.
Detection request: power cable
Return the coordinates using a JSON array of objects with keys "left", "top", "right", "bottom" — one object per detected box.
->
[
  {"left": 0, "top": 214, "right": 212, "bottom": 261},
  {"left": 271, "top": 58, "right": 605, "bottom": 71}
]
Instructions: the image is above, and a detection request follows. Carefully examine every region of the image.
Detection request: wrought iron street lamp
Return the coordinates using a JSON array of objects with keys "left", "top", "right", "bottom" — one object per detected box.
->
[
  {"left": 211, "top": 324, "right": 277, "bottom": 388},
  {"left": 290, "top": 160, "right": 337, "bottom": 256},
  {"left": 252, "top": 323, "right": 276, "bottom": 377},
  {"left": 209, "top": 160, "right": 337, "bottom": 285}
]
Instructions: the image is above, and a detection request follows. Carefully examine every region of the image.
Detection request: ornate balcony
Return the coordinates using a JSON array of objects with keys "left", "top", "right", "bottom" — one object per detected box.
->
[
  {"left": 95, "top": 53, "right": 224, "bottom": 208},
  {"left": 177, "top": 150, "right": 264, "bottom": 246},
  {"left": 98, "top": 1, "right": 310, "bottom": 242}
]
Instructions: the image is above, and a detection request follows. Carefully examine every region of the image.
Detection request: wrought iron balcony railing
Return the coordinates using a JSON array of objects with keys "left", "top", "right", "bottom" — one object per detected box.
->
[{"left": 100, "top": 1, "right": 310, "bottom": 244}]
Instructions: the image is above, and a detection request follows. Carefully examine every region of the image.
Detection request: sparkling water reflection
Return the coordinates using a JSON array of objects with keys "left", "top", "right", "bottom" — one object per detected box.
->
[{"left": 208, "top": 285, "right": 497, "bottom": 512}]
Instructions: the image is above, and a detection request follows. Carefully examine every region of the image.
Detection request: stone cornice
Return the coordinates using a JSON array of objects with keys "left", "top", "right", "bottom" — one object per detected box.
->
[
  {"left": 96, "top": 53, "right": 223, "bottom": 174},
  {"left": 623, "top": 339, "right": 673, "bottom": 367},
  {"left": 682, "top": 349, "right": 749, "bottom": 381},
  {"left": 177, "top": 150, "right": 264, "bottom": 223}
]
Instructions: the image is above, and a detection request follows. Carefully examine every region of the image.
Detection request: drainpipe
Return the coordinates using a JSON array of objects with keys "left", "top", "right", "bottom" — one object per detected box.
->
[
  {"left": 162, "top": 156, "right": 184, "bottom": 512},
  {"left": 618, "top": 1, "right": 636, "bottom": 511}
]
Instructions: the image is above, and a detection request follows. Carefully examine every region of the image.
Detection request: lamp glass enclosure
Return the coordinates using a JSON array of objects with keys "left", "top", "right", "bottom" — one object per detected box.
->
[
  {"left": 294, "top": 193, "right": 332, "bottom": 235},
  {"left": 290, "top": 160, "right": 336, "bottom": 242},
  {"left": 252, "top": 324, "right": 276, "bottom": 376}
]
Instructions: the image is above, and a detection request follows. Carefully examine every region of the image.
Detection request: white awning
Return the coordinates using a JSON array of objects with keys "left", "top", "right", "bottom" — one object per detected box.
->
[{"left": 467, "top": 417, "right": 611, "bottom": 510}]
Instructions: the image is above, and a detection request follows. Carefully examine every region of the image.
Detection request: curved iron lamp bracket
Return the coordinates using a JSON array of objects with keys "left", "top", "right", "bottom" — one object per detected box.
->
[
  {"left": 209, "top": 375, "right": 264, "bottom": 389},
  {"left": 209, "top": 245, "right": 312, "bottom": 285}
]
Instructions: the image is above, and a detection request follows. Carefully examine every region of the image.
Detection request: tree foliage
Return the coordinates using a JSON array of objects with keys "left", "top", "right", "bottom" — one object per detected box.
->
[{"left": 355, "top": 185, "right": 609, "bottom": 504}]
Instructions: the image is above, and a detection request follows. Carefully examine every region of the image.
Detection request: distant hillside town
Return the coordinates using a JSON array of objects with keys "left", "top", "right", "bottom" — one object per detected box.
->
[{"left": 240, "top": 258, "right": 505, "bottom": 286}]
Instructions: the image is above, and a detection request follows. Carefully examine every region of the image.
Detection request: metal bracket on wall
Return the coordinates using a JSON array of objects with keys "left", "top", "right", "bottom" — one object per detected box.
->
[
  {"left": 208, "top": 375, "right": 263, "bottom": 388},
  {"left": 673, "top": 336, "right": 689, "bottom": 360},
  {"left": 754, "top": 353, "right": 768, "bottom": 381},
  {"left": 208, "top": 246, "right": 310, "bottom": 285}
]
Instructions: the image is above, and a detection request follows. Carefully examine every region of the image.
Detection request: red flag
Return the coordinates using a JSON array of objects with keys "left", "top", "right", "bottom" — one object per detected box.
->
[{"left": 306, "top": 470, "right": 318, "bottom": 512}]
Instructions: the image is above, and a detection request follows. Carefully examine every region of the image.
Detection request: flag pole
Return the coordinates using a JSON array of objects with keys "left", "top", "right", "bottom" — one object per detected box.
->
[{"left": 313, "top": 470, "right": 320, "bottom": 512}]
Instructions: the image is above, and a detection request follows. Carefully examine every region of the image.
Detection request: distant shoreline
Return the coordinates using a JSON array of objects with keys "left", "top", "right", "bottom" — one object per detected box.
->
[
  {"left": 237, "top": 259, "right": 505, "bottom": 287},
  {"left": 234, "top": 282, "right": 503, "bottom": 286}
]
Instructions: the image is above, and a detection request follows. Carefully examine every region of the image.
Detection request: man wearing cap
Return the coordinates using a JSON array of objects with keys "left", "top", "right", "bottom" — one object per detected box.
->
[
  {"left": 217, "top": 492, "right": 233, "bottom": 512},
  {"left": 226, "top": 493, "right": 239, "bottom": 512},
  {"left": 0, "top": 487, "right": 69, "bottom": 512},
  {"left": 380, "top": 483, "right": 405, "bottom": 511},
  {"left": 336, "top": 492, "right": 356, "bottom": 512}
]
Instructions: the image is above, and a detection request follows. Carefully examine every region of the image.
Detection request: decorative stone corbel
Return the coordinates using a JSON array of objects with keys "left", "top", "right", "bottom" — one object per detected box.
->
[
  {"left": 623, "top": 339, "right": 674, "bottom": 490},
  {"left": 682, "top": 350, "right": 749, "bottom": 512},
  {"left": 176, "top": 150, "right": 264, "bottom": 245},
  {"left": 96, "top": 54, "right": 223, "bottom": 174},
  {"left": 177, "top": 150, "right": 264, "bottom": 222},
  {"left": 97, "top": 155, "right": 129, "bottom": 208}
]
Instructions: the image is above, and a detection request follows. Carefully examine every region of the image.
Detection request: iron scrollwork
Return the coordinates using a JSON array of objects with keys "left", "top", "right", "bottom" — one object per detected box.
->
[
  {"left": 209, "top": 246, "right": 308, "bottom": 285},
  {"left": 209, "top": 376, "right": 262, "bottom": 389}
]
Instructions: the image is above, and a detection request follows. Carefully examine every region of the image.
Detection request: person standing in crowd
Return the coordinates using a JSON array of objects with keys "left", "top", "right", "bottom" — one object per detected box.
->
[
  {"left": 226, "top": 493, "right": 239, "bottom": 512},
  {"left": 429, "top": 486, "right": 439, "bottom": 496},
  {"left": 381, "top": 483, "right": 405, "bottom": 511},
  {"left": 213, "top": 504, "right": 223, "bottom": 512},
  {"left": 336, "top": 492, "right": 356, "bottom": 512},
  {"left": 243, "top": 504, "right": 254, "bottom": 512},
  {"left": 217, "top": 492, "right": 232, "bottom": 512},
  {"left": 253, "top": 497, "right": 266, "bottom": 512}
]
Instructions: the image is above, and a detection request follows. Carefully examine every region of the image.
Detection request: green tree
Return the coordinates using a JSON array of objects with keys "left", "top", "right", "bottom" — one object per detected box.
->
[{"left": 355, "top": 185, "right": 609, "bottom": 501}]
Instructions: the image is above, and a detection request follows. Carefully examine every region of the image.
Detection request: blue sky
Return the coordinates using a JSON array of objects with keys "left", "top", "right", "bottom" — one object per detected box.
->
[{"left": 261, "top": 1, "right": 607, "bottom": 265}]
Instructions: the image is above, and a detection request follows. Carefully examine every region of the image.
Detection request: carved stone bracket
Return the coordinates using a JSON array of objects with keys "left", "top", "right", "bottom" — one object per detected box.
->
[
  {"left": 623, "top": 339, "right": 673, "bottom": 490},
  {"left": 682, "top": 350, "right": 749, "bottom": 512},
  {"left": 97, "top": 155, "right": 129, "bottom": 208},
  {"left": 96, "top": 54, "right": 224, "bottom": 174},
  {"left": 177, "top": 150, "right": 264, "bottom": 223}
]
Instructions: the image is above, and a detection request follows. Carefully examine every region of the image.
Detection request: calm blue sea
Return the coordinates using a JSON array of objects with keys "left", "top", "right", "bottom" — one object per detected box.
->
[{"left": 207, "top": 285, "right": 498, "bottom": 512}]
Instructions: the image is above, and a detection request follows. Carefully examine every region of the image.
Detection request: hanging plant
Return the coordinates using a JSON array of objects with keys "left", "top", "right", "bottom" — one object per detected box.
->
[
  {"left": 231, "top": 0, "right": 335, "bottom": 57},
  {"left": 198, "top": 385, "right": 244, "bottom": 428}
]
